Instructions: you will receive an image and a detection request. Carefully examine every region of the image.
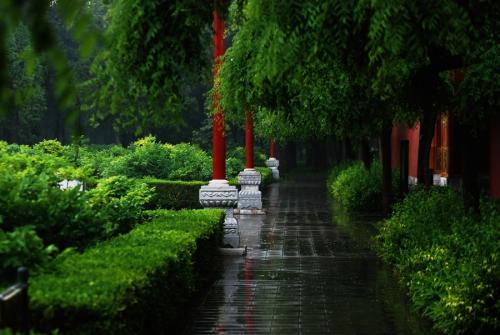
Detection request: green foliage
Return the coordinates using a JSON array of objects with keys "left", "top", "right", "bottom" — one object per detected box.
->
[
  {"left": 1, "top": 0, "right": 100, "bottom": 116},
  {"left": 87, "top": 0, "right": 216, "bottom": 133},
  {"left": 166, "top": 143, "right": 212, "bottom": 181},
  {"left": 30, "top": 209, "right": 224, "bottom": 334},
  {"left": 219, "top": 0, "right": 386, "bottom": 142},
  {"left": 86, "top": 176, "right": 153, "bottom": 238},
  {"left": 100, "top": 136, "right": 172, "bottom": 179},
  {"left": 0, "top": 168, "right": 95, "bottom": 249},
  {"left": 226, "top": 146, "right": 246, "bottom": 179},
  {"left": 144, "top": 179, "right": 205, "bottom": 210},
  {"left": 326, "top": 160, "right": 355, "bottom": 188},
  {"left": 77, "top": 144, "right": 128, "bottom": 177},
  {"left": 0, "top": 225, "right": 55, "bottom": 279},
  {"left": 0, "top": 142, "right": 155, "bottom": 252},
  {"left": 329, "top": 161, "right": 399, "bottom": 212},
  {"left": 96, "top": 136, "right": 212, "bottom": 181},
  {"left": 377, "top": 188, "right": 500, "bottom": 334}
]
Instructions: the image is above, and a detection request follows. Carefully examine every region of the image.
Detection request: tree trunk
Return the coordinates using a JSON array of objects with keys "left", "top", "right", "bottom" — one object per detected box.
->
[
  {"left": 417, "top": 109, "right": 438, "bottom": 187},
  {"left": 359, "top": 138, "right": 372, "bottom": 169},
  {"left": 280, "top": 141, "right": 297, "bottom": 173},
  {"left": 462, "top": 127, "right": 480, "bottom": 214},
  {"left": 380, "top": 127, "right": 393, "bottom": 214}
]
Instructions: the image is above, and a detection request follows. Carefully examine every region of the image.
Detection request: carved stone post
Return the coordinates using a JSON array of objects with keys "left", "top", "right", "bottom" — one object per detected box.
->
[
  {"left": 238, "top": 169, "right": 263, "bottom": 213},
  {"left": 237, "top": 110, "right": 264, "bottom": 214},
  {"left": 200, "top": 180, "right": 239, "bottom": 247},
  {"left": 266, "top": 139, "right": 280, "bottom": 179}
]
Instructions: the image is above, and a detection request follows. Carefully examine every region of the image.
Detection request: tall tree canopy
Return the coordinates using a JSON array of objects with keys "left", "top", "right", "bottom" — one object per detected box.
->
[
  {"left": 218, "top": 0, "right": 393, "bottom": 143},
  {"left": 220, "top": 0, "right": 499, "bottom": 211},
  {"left": 86, "top": 0, "right": 219, "bottom": 134},
  {"left": 0, "top": 0, "right": 99, "bottom": 117}
]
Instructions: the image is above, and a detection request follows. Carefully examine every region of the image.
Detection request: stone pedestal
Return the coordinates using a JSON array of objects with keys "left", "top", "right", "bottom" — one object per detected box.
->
[
  {"left": 237, "top": 168, "right": 264, "bottom": 214},
  {"left": 266, "top": 157, "right": 280, "bottom": 180},
  {"left": 199, "top": 179, "right": 239, "bottom": 247}
]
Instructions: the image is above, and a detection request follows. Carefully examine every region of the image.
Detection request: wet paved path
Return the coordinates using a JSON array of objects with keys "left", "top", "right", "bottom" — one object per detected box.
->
[{"left": 185, "top": 175, "right": 431, "bottom": 334}]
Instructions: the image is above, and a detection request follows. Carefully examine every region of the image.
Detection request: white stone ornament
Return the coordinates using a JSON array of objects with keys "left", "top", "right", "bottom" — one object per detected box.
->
[
  {"left": 199, "top": 179, "right": 240, "bottom": 248},
  {"left": 266, "top": 158, "right": 280, "bottom": 180},
  {"left": 237, "top": 168, "right": 264, "bottom": 214},
  {"left": 58, "top": 179, "right": 83, "bottom": 191}
]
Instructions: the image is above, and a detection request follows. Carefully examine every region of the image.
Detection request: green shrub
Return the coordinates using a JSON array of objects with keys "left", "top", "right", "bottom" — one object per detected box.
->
[
  {"left": 32, "top": 140, "right": 65, "bottom": 156},
  {"left": 326, "top": 160, "right": 355, "bottom": 188},
  {"left": 0, "top": 225, "right": 55, "bottom": 280},
  {"left": 0, "top": 169, "right": 97, "bottom": 249},
  {"left": 85, "top": 176, "right": 153, "bottom": 238},
  {"left": 99, "top": 136, "right": 212, "bottom": 181},
  {"left": 165, "top": 143, "right": 211, "bottom": 181},
  {"left": 0, "top": 168, "right": 153, "bottom": 253},
  {"left": 329, "top": 160, "right": 399, "bottom": 212},
  {"left": 101, "top": 136, "right": 171, "bottom": 179},
  {"left": 377, "top": 187, "right": 500, "bottom": 334},
  {"left": 78, "top": 145, "right": 128, "bottom": 177},
  {"left": 30, "top": 209, "right": 224, "bottom": 335},
  {"left": 144, "top": 178, "right": 205, "bottom": 209}
]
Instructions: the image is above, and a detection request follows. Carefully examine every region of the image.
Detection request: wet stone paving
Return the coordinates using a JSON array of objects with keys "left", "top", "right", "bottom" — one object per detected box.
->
[{"left": 184, "top": 175, "right": 432, "bottom": 335}]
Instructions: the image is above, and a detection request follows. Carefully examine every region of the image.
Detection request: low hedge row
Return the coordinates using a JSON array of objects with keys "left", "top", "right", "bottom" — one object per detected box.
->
[
  {"left": 29, "top": 209, "right": 224, "bottom": 335},
  {"left": 145, "top": 179, "right": 205, "bottom": 210},
  {"left": 146, "top": 167, "right": 273, "bottom": 210},
  {"left": 376, "top": 187, "right": 500, "bottom": 334}
]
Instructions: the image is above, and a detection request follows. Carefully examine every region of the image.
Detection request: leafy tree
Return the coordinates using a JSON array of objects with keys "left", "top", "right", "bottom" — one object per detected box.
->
[
  {"left": 0, "top": 24, "right": 47, "bottom": 143},
  {"left": 218, "top": 0, "right": 398, "bottom": 210},
  {"left": 0, "top": 0, "right": 99, "bottom": 117},
  {"left": 221, "top": 0, "right": 500, "bottom": 211},
  {"left": 86, "top": 0, "right": 219, "bottom": 134},
  {"left": 357, "top": 0, "right": 500, "bottom": 209}
]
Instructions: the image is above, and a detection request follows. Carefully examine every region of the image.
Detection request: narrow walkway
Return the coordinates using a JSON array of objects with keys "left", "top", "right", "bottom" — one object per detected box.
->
[{"left": 185, "top": 175, "right": 431, "bottom": 334}]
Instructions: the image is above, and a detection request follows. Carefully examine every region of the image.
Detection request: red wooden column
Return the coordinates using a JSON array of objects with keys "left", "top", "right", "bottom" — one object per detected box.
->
[
  {"left": 245, "top": 110, "right": 254, "bottom": 169},
  {"left": 270, "top": 139, "right": 276, "bottom": 158},
  {"left": 212, "top": 2, "right": 226, "bottom": 180}
]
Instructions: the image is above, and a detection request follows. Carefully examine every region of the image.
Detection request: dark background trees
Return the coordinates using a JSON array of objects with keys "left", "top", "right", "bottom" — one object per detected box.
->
[{"left": 0, "top": 0, "right": 221, "bottom": 147}]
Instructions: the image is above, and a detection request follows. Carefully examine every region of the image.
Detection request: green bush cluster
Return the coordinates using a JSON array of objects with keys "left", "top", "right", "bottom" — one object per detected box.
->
[
  {"left": 0, "top": 225, "right": 55, "bottom": 281},
  {"left": 30, "top": 209, "right": 224, "bottom": 335},
  {"left": 0, "top": 137, "right": 266, "bottom": 281},
  {"left": 329, "top": 160, "right": 399, "bottom": 212},
  {"left": 0, "top": 163, "right": 154, "bottom": 278},
  {"left": 96, "top": 136, "right": 212, "bottom": 181},
  {"left": 377, "top": 187, "right": 500, "bottom": 334}
]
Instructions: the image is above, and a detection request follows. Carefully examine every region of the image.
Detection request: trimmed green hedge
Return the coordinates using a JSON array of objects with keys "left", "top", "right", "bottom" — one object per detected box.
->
[
  {"left": 146, "top": 167, "right": 272, "bottom": 210},
  {"left": 145, "top": 178, "right": 205, "bottom": 210},
  {"left": 29, "top": 209, "right": 224, "bottom": 335},
  {"left": 376, "top": 187, "right": 500, "bottom": 334}
]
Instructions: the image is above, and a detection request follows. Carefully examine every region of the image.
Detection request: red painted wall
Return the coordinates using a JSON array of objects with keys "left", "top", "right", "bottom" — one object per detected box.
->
[
  {"left": 391, "top": 124, "right": 420, "bottom": 178},
  {"left": 490, "top": 118, "right": 500, "bottom": 198}
]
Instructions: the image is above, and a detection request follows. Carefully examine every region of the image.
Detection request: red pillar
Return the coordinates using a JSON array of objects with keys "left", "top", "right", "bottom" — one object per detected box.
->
[
  {"left": 212, "top": 3, "right": 225, "bottom": 180},
  {"left": 245, "top": 110, "right": 254, "bottom": 169},
  {"left": 270, "top": 139, "right": 276, "bottom": 158}
]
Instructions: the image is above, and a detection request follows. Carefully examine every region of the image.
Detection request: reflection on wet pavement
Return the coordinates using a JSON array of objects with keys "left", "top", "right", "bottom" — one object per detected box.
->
[{"left": 185, "top": 176, "right": 432, "bottom": 334}]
